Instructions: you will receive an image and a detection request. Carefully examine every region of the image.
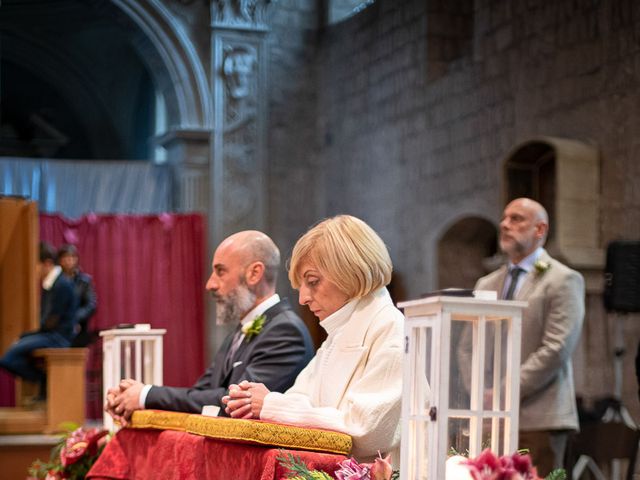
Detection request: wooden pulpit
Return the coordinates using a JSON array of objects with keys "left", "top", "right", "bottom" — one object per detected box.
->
[{"left": 0, "top": 196, "right": 39, "bottom": 354}]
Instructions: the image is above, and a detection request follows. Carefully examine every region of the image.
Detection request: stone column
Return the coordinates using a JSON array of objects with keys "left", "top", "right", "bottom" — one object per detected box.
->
[
  {"left": 210, "top": 0, "right": 273, "bottom": 247},
  {"left": 157, "top": 129, "right": 211, "bottom": 213}
]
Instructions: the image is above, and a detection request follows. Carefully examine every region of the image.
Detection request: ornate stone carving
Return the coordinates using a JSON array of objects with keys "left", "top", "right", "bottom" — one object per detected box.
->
[
  {"left": 211, "top": 13, "right": 269, "bottom": 240},
  {"left": 212, "top": 0, "right": 275, "bottom": 30},
  {"left": 223, "top": 45, "right": 256, "bottom": 100},
  {"left": 222, "top": 44, "right": 257, "bottom": 135}
]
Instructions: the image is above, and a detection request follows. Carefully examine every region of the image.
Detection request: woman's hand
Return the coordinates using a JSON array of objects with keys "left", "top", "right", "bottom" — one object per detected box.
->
[{"left": 223, "top": 381, "right": 270, "bottom": 419}]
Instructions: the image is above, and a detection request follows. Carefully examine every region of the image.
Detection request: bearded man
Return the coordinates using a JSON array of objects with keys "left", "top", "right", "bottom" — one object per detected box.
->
[
  {"left": 105, "top": 231, "right": 314, "bottom": 425},
  {"left": 467, "top": 198, "right": 585, "bottom": 476}
]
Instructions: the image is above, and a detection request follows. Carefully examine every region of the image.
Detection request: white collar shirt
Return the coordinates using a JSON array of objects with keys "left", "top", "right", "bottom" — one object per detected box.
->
[
  {"left": 502, "top": 246, "right": 543, "bottom": 299},
  {"left": 42, "top": 265, "right": 62, "bottom": 291}
]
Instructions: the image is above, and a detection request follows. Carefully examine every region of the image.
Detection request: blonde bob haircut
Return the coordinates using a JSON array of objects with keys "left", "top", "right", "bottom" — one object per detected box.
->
[{"left": 288, "top": 215, "right": 393, "bottom": 299}]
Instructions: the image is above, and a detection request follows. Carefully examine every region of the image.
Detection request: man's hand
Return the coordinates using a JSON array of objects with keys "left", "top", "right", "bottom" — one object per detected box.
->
[
  {"left": 104, "top": 386, "right": 125, "bottom": 424},
  {"left": 103, "top": 379, "right": 144, "bottom": 427}
]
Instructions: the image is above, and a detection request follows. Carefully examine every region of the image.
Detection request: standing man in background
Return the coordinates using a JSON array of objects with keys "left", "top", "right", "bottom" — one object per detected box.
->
[
  {"left": 105, "top": 230, "right": 314, "bottom": 425},
  {"left": 57, "top": 244, "right": 97, "bottom": 347},
  {"left": 467, "top": 198, "right": 585, "bottom": 475}
]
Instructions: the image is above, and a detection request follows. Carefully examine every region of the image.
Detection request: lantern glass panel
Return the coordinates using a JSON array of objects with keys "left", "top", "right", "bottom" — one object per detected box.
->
[
  {"left": 483, "top": 319, "right": 509, "bottom": 412},
  {"left": 448, "top": 417, "right": 470, "bottom": 455},
  {"left": 409, "top": 325, "right": 433, "bottom": 415},
  {"left": 422, "top": 326, "right": 432, "bottom": 414},
  {"left": 407, "top": 418, "right": 428, "bottom": 478},
  {"left": 482, "top": 417, "right": 506, "bottom": 453},
  {"left": 450, "top": 318, "right": 470, "bottom": 410}
]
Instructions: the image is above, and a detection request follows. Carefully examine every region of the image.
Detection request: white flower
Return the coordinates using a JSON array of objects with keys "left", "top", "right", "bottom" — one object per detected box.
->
[
  {"left": 534, "top": 260, "right": 551, "bottom": 274},
  {"left": 242, "top": 314, "right": 266, "bottom": 341}
]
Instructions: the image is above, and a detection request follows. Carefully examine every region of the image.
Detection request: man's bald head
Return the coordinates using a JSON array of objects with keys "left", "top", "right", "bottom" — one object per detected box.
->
[
  {"left": 219, "top": 230, "right": 281, "bottom": 286},
  {"left": 206, "top": 231, "right": 281, "bottom": 324},
  {"left": 509, "top": 197, "right": 548, "bottom": 223},
  {"left": 499, "top": 198, "right": 550, "bottom": 263}
]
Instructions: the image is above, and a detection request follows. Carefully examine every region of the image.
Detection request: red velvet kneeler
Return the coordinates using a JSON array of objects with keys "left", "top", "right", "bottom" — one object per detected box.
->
[{"left": 87, "top": 428, "right": 347, "bottom": 479}]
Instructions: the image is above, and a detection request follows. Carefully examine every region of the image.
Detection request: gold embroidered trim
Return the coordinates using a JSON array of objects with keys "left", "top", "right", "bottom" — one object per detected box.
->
[
  {"left": 185, "top": 415, "right": 352, "bottom": 455},
  {"left": 128, "top": 410, "right": 352, "bottom": 455},
  {"left": 130, "top": 410, "right": 189, "bottom": 431}
]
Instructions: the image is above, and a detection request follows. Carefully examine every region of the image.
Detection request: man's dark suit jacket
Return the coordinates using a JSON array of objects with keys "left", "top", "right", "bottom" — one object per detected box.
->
[
  {"left": 40, "top": 273, "right": 78, "bottom": 340},
  {"left": 144, "top": 298, "right": 314, "bottom": 414}
]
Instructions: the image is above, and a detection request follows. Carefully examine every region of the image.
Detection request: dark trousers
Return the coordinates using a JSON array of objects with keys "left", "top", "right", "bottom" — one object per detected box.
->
[
  {"left": 519, "top": 429, "right": 570, "bottom": 477},
  {"left": 0, "top": 331, "right": 70, "bottom": 387}
]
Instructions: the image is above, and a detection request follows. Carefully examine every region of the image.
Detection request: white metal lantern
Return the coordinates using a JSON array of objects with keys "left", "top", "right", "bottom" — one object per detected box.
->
[
  {"left": 100, "top": 325, "right": 166, "bottom": 430},
  {"left": 398, "top": 295, "right": 526, "bottom": 480}
]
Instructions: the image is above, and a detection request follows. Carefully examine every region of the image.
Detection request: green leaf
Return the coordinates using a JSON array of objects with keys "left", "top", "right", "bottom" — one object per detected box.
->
[
  {"left": 545, "top": 468, "right": 567, "bottom": 480},
  {"left": 276, "top": 450, "right": 333, "bottom": 479}
]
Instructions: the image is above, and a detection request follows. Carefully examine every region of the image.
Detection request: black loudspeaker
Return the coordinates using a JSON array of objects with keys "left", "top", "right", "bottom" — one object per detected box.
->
[{"left": 604, "top": 240, "right": 640, "bottom": 312}]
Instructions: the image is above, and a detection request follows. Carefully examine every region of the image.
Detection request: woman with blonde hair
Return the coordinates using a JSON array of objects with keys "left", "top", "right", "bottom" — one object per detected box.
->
[{"left": 223, "top": 215, "right": 404, "bottom": 461}]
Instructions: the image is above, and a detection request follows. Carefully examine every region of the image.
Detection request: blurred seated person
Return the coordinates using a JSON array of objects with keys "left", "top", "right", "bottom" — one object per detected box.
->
[
  {"left": 0, "top": 241, "right": 78, "bottom": 399},
  {"left": 105, "top": 231, "right": 314, "bottom": 426},
  {"left": 57, "top": 244, "right": 97, "bottom": 347},
  {"left": 223, "top": 215, "right": 404, "bottom": 462}
]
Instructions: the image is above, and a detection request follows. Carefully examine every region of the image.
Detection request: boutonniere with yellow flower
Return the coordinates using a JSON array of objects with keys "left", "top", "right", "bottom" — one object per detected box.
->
[
  {"left": 534, "top": 260, "right": 551, "bottom": 275},
  {"left": 242, "top": 314, "right": 266, "bottom": 341}
]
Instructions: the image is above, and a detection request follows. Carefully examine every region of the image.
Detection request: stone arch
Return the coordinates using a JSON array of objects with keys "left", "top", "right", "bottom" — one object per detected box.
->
[
  {"left": 1, "top": 1, "right": 210, "bottom": 159},
  {"left": 437, "top": 215, "right": 498, "bottom": 289},
  {"left": 503, "top": 136, "right": 601, "bottom": 267},
  {"left": 110, "top": 0, "right": 212, "bottom": 129}
]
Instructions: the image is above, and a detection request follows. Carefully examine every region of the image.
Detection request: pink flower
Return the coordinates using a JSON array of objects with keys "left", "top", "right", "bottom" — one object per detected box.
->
[
  {"left": 334, "top": 452, "right": 394, "bottom": 480},
  {"left": 334, "top": 457, "right": 370, "bottom": 480},
  {"left": 457, "top": 450, "right": 543, "bottom": 480},
  {"left": 510, "top": 453, "right": 533, "bottom": 475},
  {"left": 370, "top": 453, "right": 393, "bottom": 480}
]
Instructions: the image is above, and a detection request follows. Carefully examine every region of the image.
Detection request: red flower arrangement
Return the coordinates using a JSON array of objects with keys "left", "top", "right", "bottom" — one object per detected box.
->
[
  {"left": 27, "top": 425, "right": 109, "bottom": 480},
  {"left": 447, "top": 449, "right": 566, "bottom": 480}
]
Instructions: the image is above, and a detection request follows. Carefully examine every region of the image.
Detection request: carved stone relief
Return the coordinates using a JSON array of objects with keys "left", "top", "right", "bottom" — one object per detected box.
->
[
  {"left": 212, "top": 0, "right": 274, "bottom": 30},
  {"left": 220, "top": 41, "right": 259, "bottom": 227},
  {"left": 211, "top": 1, "right": 273, "bottom": 242},
  {"left": 223, "top": 44, "right": 257, "bottom": 130}
]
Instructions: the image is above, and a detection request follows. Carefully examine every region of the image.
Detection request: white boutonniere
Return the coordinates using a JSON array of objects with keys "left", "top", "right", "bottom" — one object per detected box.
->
[
  {"left": 534, "top": 260, "right": 551, "bottom": 274},
  {"left": 241, "top": 314, "right": 266, "bottom": 342}
]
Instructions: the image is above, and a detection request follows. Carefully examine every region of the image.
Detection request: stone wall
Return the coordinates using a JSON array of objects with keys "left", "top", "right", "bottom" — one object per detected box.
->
[
  {"left": 267, "top": 0, "right": 640, "bottom": 421},
  {"left": 267, "top": 1, "right": 324, "bottom": 277}
]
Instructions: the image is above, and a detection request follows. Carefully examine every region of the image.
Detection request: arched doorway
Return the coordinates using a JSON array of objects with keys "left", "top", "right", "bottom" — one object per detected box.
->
[
  {"left": 503, "top": 137, "right": 601, "bottom": 267},
  {"left": 0, "top": 0, "right": 210, "bottom": 159},
  {"left": 504, "top": 140, "right": 557, "bottom": 231},
  {"left": 437, "top": 216, "right": 498, "bottom": 290}
]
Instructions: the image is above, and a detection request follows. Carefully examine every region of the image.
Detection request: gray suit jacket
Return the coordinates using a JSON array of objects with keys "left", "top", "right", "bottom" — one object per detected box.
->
[
  {"left": 475, "top": 249, "right": 585, "bottom": 431},
  {"left": 145, "top": 298, "right": 314, "bottom": 415}
]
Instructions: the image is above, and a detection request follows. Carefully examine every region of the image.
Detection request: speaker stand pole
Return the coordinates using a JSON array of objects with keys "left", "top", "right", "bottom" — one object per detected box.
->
[
  {"left": 600, "top": 314, "right": 638, "bottom": 480},
  {"left": 602, "top": 312, "right": 636, "bottom": 429}
]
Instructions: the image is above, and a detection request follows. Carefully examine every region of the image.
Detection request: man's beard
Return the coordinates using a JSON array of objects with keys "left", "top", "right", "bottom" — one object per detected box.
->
[
  {"left": 500, "top": 233, "right": 530, "bottom": 259},
  {"left": 214, "top": 280, "right": 257, "bottom": 325}
]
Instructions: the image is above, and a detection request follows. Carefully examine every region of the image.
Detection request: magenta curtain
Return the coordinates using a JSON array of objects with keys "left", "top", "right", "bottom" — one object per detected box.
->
[{"left": 0, "top": 213, "right": 206, "bottom": 417}]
